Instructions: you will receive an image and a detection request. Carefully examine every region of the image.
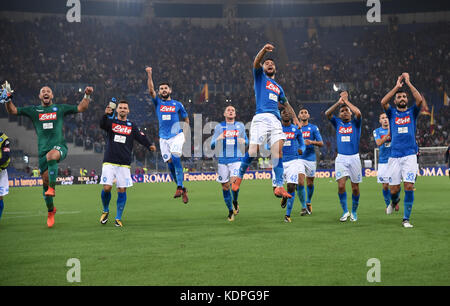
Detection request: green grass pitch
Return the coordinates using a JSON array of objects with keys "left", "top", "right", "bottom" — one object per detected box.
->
[{"left": 1, "top": 176, "right": 449, "bottom": 286}]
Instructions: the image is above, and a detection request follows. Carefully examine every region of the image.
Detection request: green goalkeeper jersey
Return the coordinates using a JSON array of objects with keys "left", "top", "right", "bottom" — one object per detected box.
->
[{"left": 17, "top": 104, "right": 78, "bottom": 157}]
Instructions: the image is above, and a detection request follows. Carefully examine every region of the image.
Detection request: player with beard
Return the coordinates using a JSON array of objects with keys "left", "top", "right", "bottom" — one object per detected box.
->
[
  {"left": 232, "top": 44, "right": 301, "bottom": 200},
  {"left": 99, "top": 100, "right": 156, "bottom": 227},
  {"left": 210, "top": 105, "right": 248, "bottom": 221},
  {"left": 145, "top": 67, "right": 189, "bottom": 204},
  {"left": 298, "top": 107, "right": 323, "bottom": 215},
  {"left": 3, "top": 81, "right": 92, "bottom": 228},
  {"left": 325, "top": 91, "right": 362, "bottom": 222},
  {"left": 381, "top": 73, "right": 423, "bottom": 228}
]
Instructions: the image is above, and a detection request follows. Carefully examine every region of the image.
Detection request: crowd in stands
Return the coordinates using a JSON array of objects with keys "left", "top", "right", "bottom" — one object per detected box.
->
[{"left": 0, "top": 16, "right": 448, "bottom": 170}]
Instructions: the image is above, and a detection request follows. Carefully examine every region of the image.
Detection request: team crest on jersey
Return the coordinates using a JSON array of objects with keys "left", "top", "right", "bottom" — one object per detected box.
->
[
  {"left": 160, "top": 105, "right": 176, "bottom": 113},
  {"left": 395, "top": 116, "right": 411, "bottom": 125},
  {"left": 285, "top": 132, "right": 295, "bottom": 139},
  {"left": 338, "top": 126, "right": 353, "bottom": 134},
  {"left": 265, "top": 81, "right": 280, "bottom": 95},
  {"left": 52, "top": 107, "right": 58, "bottom": 111},
  {"left": 39, "top": 112, "right": 57, "bottom": 121},
  {"left": 302, "top": 131, "right": 311, "bottom": 138},
  {"left": 223, "top": 130, "right": 239, "bottom": 138},
  {"left": 126, "top": 122, "right": 132, "bottom": 126},
  {"left": 112, "top": 123, "right": 132, "bottom": 135}
]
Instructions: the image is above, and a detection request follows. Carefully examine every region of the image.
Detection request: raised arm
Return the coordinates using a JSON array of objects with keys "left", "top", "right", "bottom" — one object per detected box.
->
[
  {"left": 77, "top": 86, "right": 93, "bottom": 113},
  {"left": 381, "top": 75, "right": 404, "bottom": 111},
  {"left": 402, "top": 72, "right": 423, "bottom": 108},
  {"left": 2, "top": 81, "right": 17, "bottom": 115},
  {"left": 254, "top": 44, "right": 274, "bottom": 69},
  {"left": 325, "top": 98, "right": 344, "bottom": 120},
  {"left": 282, "top": 98, "right": 301, "bottom": 127},
  {"left": 145, "top": 67, "right": 157, "bottom": 99},
  {"left": 340, "top": 91, "right": 361, "bottom": 120}
]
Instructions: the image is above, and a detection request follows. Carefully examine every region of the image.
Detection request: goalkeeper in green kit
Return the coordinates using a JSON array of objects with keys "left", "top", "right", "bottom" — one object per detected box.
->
[{"left": 1, "top": 81, "right": 93, "bottom": 228}]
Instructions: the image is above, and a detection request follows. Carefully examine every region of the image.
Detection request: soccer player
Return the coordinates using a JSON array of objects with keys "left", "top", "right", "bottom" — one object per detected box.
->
[
  {"left": 381, "top": 73, "right": 423, "bottom": 228},
  {"left": 3, "top": 81, "right": 93, "bottom": 228},
  {"left": 298, "top": 107, "right": 323, "bottom": 214},
  {"left": 210, "top": 105, "right": 248, "bottom": 221},
  {"left": 99, "top": 100, "right": 156, "bottom": 227},
  {"left": 276, "top": 109, "right": 305, "bottom": 222},
  {"left": 325, "top": 91, "right": 362, "bottom": 222},
  {"left": 232, "top": 44, "right": 301, "bottom": 199},
  {"left": 0, "top": 131, "right": 11, "bottom": 222},
  {"left": 373, "top": 113, "right": 398, "bottom": 212},
  {"left": 145, "top": 67, "right": 189, "bottom": 204}
]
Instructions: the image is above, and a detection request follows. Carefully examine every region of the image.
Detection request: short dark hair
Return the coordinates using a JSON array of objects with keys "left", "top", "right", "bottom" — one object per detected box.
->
[
  {"left": 339, "top": 104, "right": 350, "bottom": 111},
  {"left": 395, "top": 89, "right": 408, "bottom": 97},
  {"left": 159, "top": 82, "right": 171, "bottom": 88},
  {"left": 262, "top": 58, "right": 275, "bottom": 65},
  {"left": 299, "top": 107, "right": 309, "bottom": 112},
  {"left": 118, "top": 100, "right": 129, "bottom": 105}
]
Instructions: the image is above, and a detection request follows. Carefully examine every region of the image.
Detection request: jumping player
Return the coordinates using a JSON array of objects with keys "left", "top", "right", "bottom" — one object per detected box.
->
[
  {"left": 145, "top": 67, "right": 189, "bottom": 204},
  {"left": 3, "top": 81, "right": 92, "bottom": 228},
  {"left": 298, "top": 107, "right": 323, "bottom": 214},
  {"left": 381, "top": 73, "right": 423, "bottom": 228},
  {"left": 325, "top": 91, "right": 362, "bottom": 222},
  {"left": 210, "top": 105, "right": 248, "bottom": 221},
  {"left": 276, "top": 109, "right": 305, "bottom": 222},
  {"left": 99, "top": 100, "right": 156, "bottom": 227},
  {"left": 232, "top": 44, "right": 301, "bottom": 199}
]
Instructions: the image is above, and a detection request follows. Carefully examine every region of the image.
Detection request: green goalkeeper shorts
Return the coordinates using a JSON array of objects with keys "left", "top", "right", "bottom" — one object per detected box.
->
[{"left": 38, "top": 145, "right": 68, "bottom": 174}]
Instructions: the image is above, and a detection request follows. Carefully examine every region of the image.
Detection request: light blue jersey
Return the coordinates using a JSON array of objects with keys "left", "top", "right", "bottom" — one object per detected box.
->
[
  {"left": 152, "top": 96, "right": 188, "bottom": 140},
  {"left": 282, "top": 124, "right": 306, "bottom": 162},
  {"left": 299, "top": 123, "right": 322, "bottom": 162},
  {"left": 373, "top": 127, "right": 391, "bottom": 164},
  {"left": 385, "top": 105, "right": 419, "bottom": 158},
  {"left": 211, "top": 121, "right": 248, "bottom": 164},
  {"left": 253, "top": 67, "right": 286, "bottom": 120},
  {"left": 330, "top": 116, "right": 361, "bottom": 156}
]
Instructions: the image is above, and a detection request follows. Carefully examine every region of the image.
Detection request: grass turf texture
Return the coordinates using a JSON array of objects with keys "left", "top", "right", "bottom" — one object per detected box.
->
[{"left": 0, "top": 176, "right": 449, "bottom": 286}]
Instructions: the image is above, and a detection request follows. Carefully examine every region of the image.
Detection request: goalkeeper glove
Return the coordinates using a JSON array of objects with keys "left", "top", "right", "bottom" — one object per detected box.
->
[{"left": 0, "top": 81, "right": 14, "bottom": 103}]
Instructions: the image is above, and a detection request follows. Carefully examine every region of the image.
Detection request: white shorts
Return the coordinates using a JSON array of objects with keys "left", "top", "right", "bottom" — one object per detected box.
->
[
  {"left": 249, "top": 113, "right": 286, "bottom": 147},
  {"left": 272, "top": 159, "right": 305, "bottom": 186},
  {"left": 0, "top": 169, "right": 9, "bottom": 196},
  {"left": 160, "top": 133, "right": 185, "bottom": 162},
  {"left": 335, "top": 153, "right": 362, "bottom": 183},
  {"left": 299, "top": 159, "right": 317, "bottom": 178},
  {"left": 387, "top": 154, "right": 418, "bottom": 185},
  {"left": 100, "top": 163, "right": 133, "bottom": 188},
  {"left": 377, "top": 163, "right": 390, "bottom": 184},
  {"left": 217, "top": 162, "right": 241, "bottom": 183}
]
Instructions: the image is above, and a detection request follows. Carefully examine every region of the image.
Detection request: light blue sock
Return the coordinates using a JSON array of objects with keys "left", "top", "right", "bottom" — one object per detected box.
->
[
  {"left": 0, "top": 199, "right": 4, "bottom": 220},
  {"left": 338, "top": 192, "right": 348, "bottom": 213},
  {"left": 232, "top": 189, "right": 239, "bottom": 202},
  {"left": 171, "top": 156, "right": 184, "bottom": 188},
  {"left": 116, "top": 192, "right": 127, "bottom": 220},
  {"left": 404, "top": 190, "right": 414, "bottom": 221},
  {"left": 238, "top": 152, "right": 254, "bottom": 178},
  {"left": 167, "top": 161, "right": 178, "bottom": 185},
  {"left": 101, "top": 190, "right": 111, "bottom": 213},
  {"left": 306, "top": 185, "right": 314, "bottom": 203},
  {"left": 272, "top": 158, "right": 284, "bottom": 187},
  {"left": 297, "top": 185, "right": 306, "bottom": 209},
  {"left": 352, "top": 194, "right": 360, "bottom": 214},
  {"left": 223, "top": 189, "right": 233, "bottom": 211},
  {"left": 286, "top": 191, "right": 296, "bottom": 217},
  {"left": 382, "top": 188, "right": 391, "bottom": 207}
]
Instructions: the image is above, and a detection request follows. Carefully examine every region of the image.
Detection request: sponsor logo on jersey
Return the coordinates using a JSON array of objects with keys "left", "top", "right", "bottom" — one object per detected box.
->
[
  {"left": 302, "top": 131, "right": 311, "bottom": 138},
  {"left": 265, "top": 81, "right": 280, "bottom": 95},
  {"left": 338, "top": 126, "right": 353, "bottom": 134},
  {"left": 160, "top": 105, "right": 176, "bottom": 113},
  {"left": 395, "top": 116, "right": 411, "bottom": 125},
  {"left": 285, "top": 132, "right": 295, "bottom": 139},
  {"left": 39, "top": 112, "right": 57, "bottom": 121},
  {"left": 112, "top": 123, "right": 132, "bottom": 135},
  {"left": 223, "top": 130, "right": 239, "bottom": 138}
]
